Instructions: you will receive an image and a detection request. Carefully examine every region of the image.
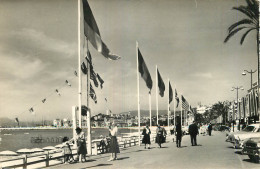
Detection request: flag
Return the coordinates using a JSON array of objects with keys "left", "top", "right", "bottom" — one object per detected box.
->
[
  {"left": 15, "top": 117, "right": 19, "bottom": 126},
  {"left": 55, "top": 89, "right": 61, "bottom": 96},
  {"left": 189, "top": 105, "right": 193, "bottom": 113},
  {"left": 169, "top": 81, "right": 173, "bottom": 104},
  {"left": 81, "top": 62, "right": 87, "bottom": 74},
  {"left": 15, "top": 118, "right": 19, "bottom": 123},
  {"left": 65, "top": 80, "right": 71, "bottom": 87},
  {"left": 85, "top": 50, "right": 92, "bottom": 65},
  {"left": 157, "top": 69, "right": 165, "bottom": 97},
  {"left": 29, "top": 107, "right": 35, "bottom": 115},
  {"left": 90, "top": 83, "right": 97, "bottom": 103},
  {"left": 97, "top": 73, "right": 104, "bottom": 89},
  {"left": 181, "top": 96, "right": 189, "bottom": 110},
  {"left": 175, "top": 89, "right": 179, "bottom": 108},
  {"left": 138, "top": 48, "right": 153, "bottom": 90},
  {"left": 42, "top": 98, "right": 46, "bottom": 103},
  {"left": 74, "top": 71, "right": 78, "bottom": 77},
  {"left": 105, "top": 98, "right": 107, "bottom": 102},
  {"left": 90, "top": 66, "right": 99, "bottom": 87},
  {"left": 82, "top": 0, "right": 121, "bottom": 60}
]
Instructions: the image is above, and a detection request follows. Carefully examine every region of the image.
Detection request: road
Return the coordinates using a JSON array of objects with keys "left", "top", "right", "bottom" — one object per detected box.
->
[{"left": 51, "top": 131, "right": 259, "bottom": 169}]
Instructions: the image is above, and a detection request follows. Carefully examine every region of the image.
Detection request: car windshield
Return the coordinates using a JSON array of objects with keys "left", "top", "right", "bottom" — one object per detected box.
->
[{"left": 242, "top": 126, "right": 255, "bottom": 132}]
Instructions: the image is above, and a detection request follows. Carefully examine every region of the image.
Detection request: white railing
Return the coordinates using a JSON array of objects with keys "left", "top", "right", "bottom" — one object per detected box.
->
[{"left": 0, "top": 135, "right": 149, "bottom": 169}]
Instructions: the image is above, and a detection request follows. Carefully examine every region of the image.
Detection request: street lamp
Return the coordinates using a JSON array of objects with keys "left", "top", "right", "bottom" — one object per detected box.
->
[
  {"left": 231, "top": 86, "right": 244, "bottom": 131},
  {"left": 242, "top": 69, "right": 257, "bottom": 91}
]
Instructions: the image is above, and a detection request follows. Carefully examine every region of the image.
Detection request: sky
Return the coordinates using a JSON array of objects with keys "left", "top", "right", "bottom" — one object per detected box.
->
[{"left": 0, "top": 0, "right": 257, "bottom": 121}]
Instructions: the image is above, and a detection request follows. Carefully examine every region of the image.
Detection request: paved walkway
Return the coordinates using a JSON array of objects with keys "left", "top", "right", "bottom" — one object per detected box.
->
[{"left": 51, "top": 132, "right": 260, "bottom": 169}]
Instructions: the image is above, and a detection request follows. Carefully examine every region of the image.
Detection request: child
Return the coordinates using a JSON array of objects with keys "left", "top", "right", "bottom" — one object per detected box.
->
[{"left": 62, "top": 136, "right": 74, "bottom": 164}]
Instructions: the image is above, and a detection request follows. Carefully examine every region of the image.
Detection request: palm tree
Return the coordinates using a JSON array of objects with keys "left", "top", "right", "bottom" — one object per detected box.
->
[{"left": 224, "top": 0, "right": 259, "bottom": 84}]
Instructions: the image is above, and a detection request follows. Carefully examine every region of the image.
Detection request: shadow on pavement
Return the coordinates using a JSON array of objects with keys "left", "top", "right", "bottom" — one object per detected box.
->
[
  {"left": 227, "top": 146, "right": 234, "bottom": 149},
  {"left": 116, "top": 157, "right": 129, "bottom": 160},
  {"left": 159, "top": 147, "right": 169, "bottom": 149},
  {"left": 81, "top": 163, "right": 113, "bottom": 169},
  {"left": 134, "top": 150, "right": 146, "bottom": 152},
  {"left": 234, "top": 151, "right": 242, "bottom": 155},
  {"left": 242, "top": 159, "right": 259, "bottom": 164},
  {"left": 179, "top": 146, "right": 187, "bottom": 148}
]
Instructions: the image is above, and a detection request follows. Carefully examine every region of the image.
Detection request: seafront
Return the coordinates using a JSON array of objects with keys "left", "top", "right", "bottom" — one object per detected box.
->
[{"left": 51, "top": 132, "right": 258, "bottom": 169}]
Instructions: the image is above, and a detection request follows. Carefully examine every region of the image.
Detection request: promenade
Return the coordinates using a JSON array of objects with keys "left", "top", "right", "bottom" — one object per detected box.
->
[{"left": 51, "top": 132, "right": 259, "bottom": 169}]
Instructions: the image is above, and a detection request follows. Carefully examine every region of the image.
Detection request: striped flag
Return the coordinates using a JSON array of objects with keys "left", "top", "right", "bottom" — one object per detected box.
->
[
  {"left": 81, "top": 62, "right": 87, "bottom": 74},
  {"left": 175, "top": 89, "right": 179, "bottom": 108},
  {"left": 138, "top": 48, "right": 153, "bottom": 90},
  {"left": 82, "top": 0, "right": 120, "bottom": 60},
  {"left": 90, "top": 66, "right": 99, "bottom": 87},
  {"left": 90, "top": 83, "right": 97, "bottom": 104},
  {"left": 181, "top": 96, "right": 189, "bottom": 110},
  {"left": 97, "top": 73, "right": 104, "bottom": 89},
  {"left": 157, "top": 69, "right": 165, "bottom": 97},
  {"left": 169, "top": 81, "right": 173, "bottom": 104}
]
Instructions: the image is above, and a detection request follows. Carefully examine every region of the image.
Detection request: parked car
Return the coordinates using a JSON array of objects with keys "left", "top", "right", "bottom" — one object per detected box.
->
[
  {"left": 242, "top": 137, "right": 260, "bottom": 163},
  {"left": 218, "top": 126, "right": 230, "bottom": 132},
  {"left": 233, "top": 131, "right": 260, "bottom": 149},
  {"left": 226, "top": 124, "right": 260, "bottom": 143}
]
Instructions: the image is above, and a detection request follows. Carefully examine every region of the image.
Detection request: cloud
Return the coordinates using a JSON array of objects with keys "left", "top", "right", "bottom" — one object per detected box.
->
[
  {"left": 0, "top": 49, "right": 47, "bottom": 80},
  {"left": 11, "top": 28, "right": 77, "bottom": 57},
  {"left": 191, "top": 72, "right": 213, "bottom": 79}
]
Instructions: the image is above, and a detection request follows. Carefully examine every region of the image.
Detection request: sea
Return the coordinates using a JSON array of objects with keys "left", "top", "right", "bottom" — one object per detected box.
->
[{"left": 0, "top": 128, "right": 137, "bottom": 152}]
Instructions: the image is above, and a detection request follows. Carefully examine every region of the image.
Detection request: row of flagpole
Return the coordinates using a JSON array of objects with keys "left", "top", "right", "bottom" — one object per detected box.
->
[{"left": 136, "top": 41, "right": 194, "bottom": 146}]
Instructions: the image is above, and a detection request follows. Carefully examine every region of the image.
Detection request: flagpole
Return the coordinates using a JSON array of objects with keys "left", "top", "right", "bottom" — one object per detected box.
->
[
  {"left": 168, "top": 78, "right": 170, "bottom": 132},
  {"left": 156, "top": 65, "right": 158, "bottom": 125},
  {"left": 78, "top": 0, "right": 82, "bottom": 128},
  {"left": 173, "top": 85, "right": 176, "bottom": 127},
  {"left": 181, "top": 94, "right": 182, "bottom": 126},
  {"left": 86, "top": 39, "right": 92, "bottom": 155},
  {"left": 149, "top": 91, "right": 152, "bottom": 128},
  {"left": 136, "top": 41, "right": 141, "bottom": 146}
]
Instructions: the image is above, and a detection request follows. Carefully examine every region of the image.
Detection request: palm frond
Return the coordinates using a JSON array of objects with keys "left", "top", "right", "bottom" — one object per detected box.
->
[
  {"left": 224, "top": 27, "right": 247, "bottom": 43},
  {"left": 233, "top": 6, "right": 257, "bottom": 21},
  {"left": 228, "top": 19, "right": 255, "bottom": 33},
  {"left": 240, "top": 27, "right": 256, "bottom": 44},
  {"left": 246, "top": 0, "right": 259, "bottom": 15}
]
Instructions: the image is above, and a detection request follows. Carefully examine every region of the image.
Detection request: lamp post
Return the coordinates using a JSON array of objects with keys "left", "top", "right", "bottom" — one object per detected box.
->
[
  {"left": 242, "top": 69, "right": 257, "bottom": 91},
  {"left": 231, "top": 86, "right": 244, "bottom": 131}
]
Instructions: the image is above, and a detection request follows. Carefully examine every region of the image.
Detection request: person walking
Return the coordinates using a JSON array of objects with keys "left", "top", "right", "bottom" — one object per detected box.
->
[
  {"left": 108, "top": 123, "right": 120, "bottom": 161},
  {"left": 188, "top": 121, "right": 199, "bottom": 146},
  {"left": 208, "top": 123, "right": 212, "bottom": 136},
  {"left": 142, "top": 125, "right": 151, "bottom": 149},
  {"left": 156, "top": 125, "right": 166, "bottom": 148},
  {"left": 175, "top": 122, "right": 182, "bottom": 148}
]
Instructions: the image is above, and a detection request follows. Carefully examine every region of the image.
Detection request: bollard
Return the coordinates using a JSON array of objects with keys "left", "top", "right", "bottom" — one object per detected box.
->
[
  {"left": 124, "top": 140, "right": 127, "bottom": 148},
  {"left": 45, "top": 151, "right": 49, "bottom": 167},
  {"left": 23, "top": 154, "right": 27, "bottom": 169}
]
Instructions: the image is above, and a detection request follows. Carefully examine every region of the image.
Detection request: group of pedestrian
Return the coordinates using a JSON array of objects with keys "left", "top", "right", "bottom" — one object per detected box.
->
[{"left": 61, "top": 123, "right": 120, "bottom": 164}]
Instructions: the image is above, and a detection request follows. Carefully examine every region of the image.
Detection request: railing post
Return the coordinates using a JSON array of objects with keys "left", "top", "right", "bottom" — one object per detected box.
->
[
  {"left": 134, "top": 137, "right": 136, "bottom": 146},
  {"left": 93, "top": 142, "right": 98, "bottom": 155},
  {"left": 124, "top": 140, "right": 126, "bottom": 148},
  {"left": 129, "top": 139, "right": 131, "bottom": 147},
  {"left": 46, "top": 151, "right": 49, "bottom": 167},
  {"left": 63, "top": 149, "right": 65, "bottom": 163},
  {"left": 23, "top": 154, "right": 27, "bottom": 169}
]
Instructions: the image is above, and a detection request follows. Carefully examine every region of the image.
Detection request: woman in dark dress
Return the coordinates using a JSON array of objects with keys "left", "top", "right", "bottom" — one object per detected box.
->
[
  {"left": 142, "top": 125, "right": 151, "bottom": 149},
  {"left": 156, "top": 125, "right": 166, "bottom": 148}
]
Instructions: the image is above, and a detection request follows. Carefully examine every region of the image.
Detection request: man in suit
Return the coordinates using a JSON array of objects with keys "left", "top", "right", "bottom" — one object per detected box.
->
[
  {"left": 175, "top": 122, "right": 182, "bottom": 148},
  {"left": 188, "top": 121, "right": 199, "bottom": 146},
  {"left": 208, "top": 123, "right": 212, "bottom": 136}
]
